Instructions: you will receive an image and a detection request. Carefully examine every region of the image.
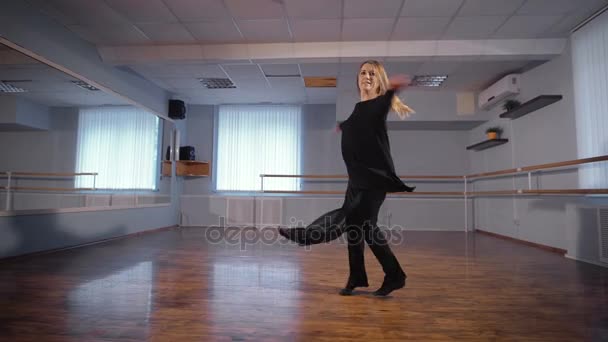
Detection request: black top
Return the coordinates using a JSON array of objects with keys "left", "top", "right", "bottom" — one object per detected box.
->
[{"left": 339, "top": 90, "right": 413, "bottom": 192}]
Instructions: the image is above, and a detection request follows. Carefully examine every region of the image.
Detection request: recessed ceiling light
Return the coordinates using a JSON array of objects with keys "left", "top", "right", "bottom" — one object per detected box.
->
[
  {"left": 304, "top": 77, "right": 337, "bottom": 88},
  {"left": 198, "top": 78, "right": 236, "bottom": 89},
  {"left": 411, "top": 75, "right": 448, "bottom": 87},
  {"left": 264, "top": 74, "right": 302, "bottom": 78}
]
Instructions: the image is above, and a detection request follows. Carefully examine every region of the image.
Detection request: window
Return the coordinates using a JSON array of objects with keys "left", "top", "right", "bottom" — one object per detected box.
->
[
  {"left": 216, "top": 105, "right": 301, "bottom": 191},
  {"left": 75, "top": 106, "right": 160, "bottom": 190},
  {"left": 572, "top": 9, "right": 608, "bottom": 189}
]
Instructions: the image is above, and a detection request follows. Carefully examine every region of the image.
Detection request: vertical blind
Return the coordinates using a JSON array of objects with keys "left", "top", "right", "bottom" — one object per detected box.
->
[
  {"left": 75, "top": 106, "right": 160, "bottom": 190},
  {"left": 572, "top": 9, "right": 608, "bottom": 189},
  {"left": 216, "top": 105, "right": 301, "bottom": 191}
]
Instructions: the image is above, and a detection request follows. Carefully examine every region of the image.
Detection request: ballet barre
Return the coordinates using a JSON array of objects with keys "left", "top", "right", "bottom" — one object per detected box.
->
[
  {"left": 466, "top": 155, "right": 608, "bottom": 180},
  {"left": 260, "top": 154, "right": 608, "bottom": 232},
  {"left": 0, "top": 171, "right": 98, "bottom": 211},
  {"left": 259, "top": 154, "right": 608, "bottom": 195},
  {"left": 261, "top": 174, "right": 463, "bottom": 179}
]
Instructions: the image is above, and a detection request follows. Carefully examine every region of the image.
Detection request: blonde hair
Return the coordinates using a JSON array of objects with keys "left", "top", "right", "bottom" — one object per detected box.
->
[{"left": 357, "top": 60, "right": 415, "bottom": 119}]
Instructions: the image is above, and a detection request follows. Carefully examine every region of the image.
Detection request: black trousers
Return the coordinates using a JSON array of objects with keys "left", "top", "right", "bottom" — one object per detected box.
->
[{"left": 343, "top": 184, "right": 406, "bottom": 286}]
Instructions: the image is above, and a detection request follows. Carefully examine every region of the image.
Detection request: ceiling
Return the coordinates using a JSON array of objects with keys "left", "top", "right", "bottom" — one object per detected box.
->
[
  {"left": 122, "top": 59, "right": 545, "bottom": 105},
  {"left": 14, "top": 0, "right": 608, "bottom": 105},
  {"left": 0, "top": 45, "right": 129, "bottom": 107},
  {"left": 26, "top": 0, "right": 608, "bottom": 44}
]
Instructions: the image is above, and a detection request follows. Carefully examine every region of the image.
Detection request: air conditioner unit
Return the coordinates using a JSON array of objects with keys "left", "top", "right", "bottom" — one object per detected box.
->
[{"left": 478, "top": 74, "right": 521, "bottom": 111}]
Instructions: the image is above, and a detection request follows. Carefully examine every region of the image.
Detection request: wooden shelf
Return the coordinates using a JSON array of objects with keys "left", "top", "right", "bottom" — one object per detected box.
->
[
  {"left": 466, "top": 139, "right": 509, "bottom": 151},
  {"left": 499, "top": 95, "right": 562, "bottom": 119},
  {"left": 162, "top": 161, "right": 210, "bottom": 177}
]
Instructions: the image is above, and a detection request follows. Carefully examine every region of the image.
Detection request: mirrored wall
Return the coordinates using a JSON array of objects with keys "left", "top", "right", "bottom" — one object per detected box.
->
[{"left": 0, "top": 42, "right": 174, "bottom": 212}]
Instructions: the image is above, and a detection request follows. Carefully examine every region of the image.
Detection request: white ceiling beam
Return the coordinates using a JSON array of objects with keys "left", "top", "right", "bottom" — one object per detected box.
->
[{"left": 98, "top": 39, "right": 567, "bottom": 64}]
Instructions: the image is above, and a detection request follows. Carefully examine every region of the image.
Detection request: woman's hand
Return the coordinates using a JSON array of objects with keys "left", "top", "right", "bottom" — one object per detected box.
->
[{"left": 389, "top": 74, "right": 411, "bottom": 91}]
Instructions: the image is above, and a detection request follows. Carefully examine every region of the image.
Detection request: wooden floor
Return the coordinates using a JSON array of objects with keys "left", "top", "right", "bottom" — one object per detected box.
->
[{"left": 1, "top": 227, "right": 607, "bottom": 341}]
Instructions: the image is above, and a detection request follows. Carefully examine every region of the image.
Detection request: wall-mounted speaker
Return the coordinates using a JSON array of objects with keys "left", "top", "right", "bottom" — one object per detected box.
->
[
  {"left": 179, "top": 146, "right": 195, "bottom": 160},
  {"left": 168, "top": 99, "right": 186, "bottom": 119}
]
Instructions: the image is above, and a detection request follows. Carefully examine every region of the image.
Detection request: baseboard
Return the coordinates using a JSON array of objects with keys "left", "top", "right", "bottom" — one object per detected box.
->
[
  {"left": 565, "top": 254, "right": 608, "bottom": 268},
  {"left": 475, "top": 229, "right": 567, "bottom": 255},
  {"left": 179, "top": 225, "right": 466, "bottom": 232},
  {"left": 0, "top": 225, "right": 178, "bottom": 262}
]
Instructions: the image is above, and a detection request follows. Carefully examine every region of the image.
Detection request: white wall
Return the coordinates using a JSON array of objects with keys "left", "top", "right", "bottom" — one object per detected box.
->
[
  {"left": 182, "top": 105, "right": 214, "bottom": 195},
  {"left": 469, "top": 44, "right": 577, "bottom": 247},
  {"left": 0, "top": 119, "right": 79, "bottom": 208},
  {"left": 16, "top": 97, "right": 50, "bottom": 130},
  {"left": 0, "top": 96, "right": 50, "bottom": 130},
  {"left": 468, "top": 40, "right": 608, "bottom": 266},
  {"left": 0, "top": 107, "right": 78, "bottom": 179},
  {"left": 0, "top": 96, "right": 17, "bottom": 123}
]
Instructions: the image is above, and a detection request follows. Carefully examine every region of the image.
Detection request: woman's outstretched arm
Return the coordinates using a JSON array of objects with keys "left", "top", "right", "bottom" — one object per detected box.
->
[
  {"left": 388, "top": 74, "right": 411, "bottom": 91},
  {"left": 387, "top": 74, "right": 415, "bottom": 118}
]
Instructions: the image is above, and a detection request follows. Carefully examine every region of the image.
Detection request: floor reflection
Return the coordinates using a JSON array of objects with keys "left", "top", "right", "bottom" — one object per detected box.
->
[
  {"left": 67, "top": 261, "right": 154, "bottom": 339},
  {"left": 209, "top": 260, "right": 301, "bottom": 334}
]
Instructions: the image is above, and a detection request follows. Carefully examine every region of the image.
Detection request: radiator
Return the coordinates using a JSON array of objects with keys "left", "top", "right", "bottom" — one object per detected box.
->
[
  {"left": 226, "top": 197, "right": 282, "bottom": 228},
  {"left": 599, "top": 208, "right": 608, "bottom": 264},
  {"left": 85, "top": 195, "right": 111, "bottom": 207},
  {"left": 257, "top": 197, "right": 282, "bottom": 228},
  {"left": 226, "top": 197, "right": 254, "bottom": 227}
]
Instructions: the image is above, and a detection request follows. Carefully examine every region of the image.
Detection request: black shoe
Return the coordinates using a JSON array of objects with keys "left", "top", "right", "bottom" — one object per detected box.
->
[
  {"left": 339, "top": 281, "right": 368, "bottom": 296},
  {"left": 339, "top": 287, "right": 354, "bottom": 296},
  {"left": 372, "top": 277, "right": 406, "bottom": 297}
]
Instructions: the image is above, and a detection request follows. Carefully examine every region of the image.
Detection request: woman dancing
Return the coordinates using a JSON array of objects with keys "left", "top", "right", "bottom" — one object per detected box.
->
[{"left": 279, "top": 60, "right": 415, "bottom": 297}]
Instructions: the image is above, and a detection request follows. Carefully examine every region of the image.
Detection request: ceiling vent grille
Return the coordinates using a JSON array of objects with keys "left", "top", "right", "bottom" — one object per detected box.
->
[
  {"left": 71, "top": 80, "right": 99, "bottom": 91},
  {"left": 199, "top": 78, "right": 236, "bottom": 89},
  {"left": 411, "top": 75, "right": 448, "bottom": 87},
  {"left": 0, "top": 80, "right": 29, "bottom": 93}
]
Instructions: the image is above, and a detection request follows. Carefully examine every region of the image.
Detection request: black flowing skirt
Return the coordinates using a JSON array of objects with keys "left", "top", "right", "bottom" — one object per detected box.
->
[
  {"left": 278, "top": 179, "right": 415, "bottom": 246},
  {"left": 278, "top": 185, "right": 364, "bottom": 246},
  {"left": 278, "top": 207, "right": 348, "bottom": 246}
]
